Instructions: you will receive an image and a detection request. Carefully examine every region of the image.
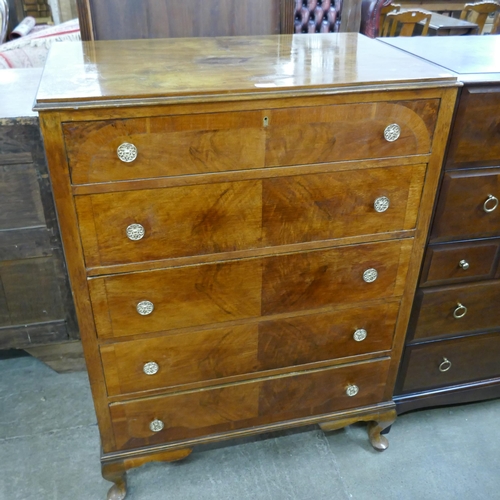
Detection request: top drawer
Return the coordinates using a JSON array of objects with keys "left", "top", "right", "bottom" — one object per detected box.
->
[
  {"left": 63, "top": 100, "right": 438, "bottom": 184},
  {"left": 446, "top": 86, "right": 500, "bottom": 170}
]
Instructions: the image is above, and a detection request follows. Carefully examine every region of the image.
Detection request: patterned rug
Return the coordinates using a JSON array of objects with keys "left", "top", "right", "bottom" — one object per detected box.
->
[{"left": 0, "top": 18, "right": 80, "bottom": 69}]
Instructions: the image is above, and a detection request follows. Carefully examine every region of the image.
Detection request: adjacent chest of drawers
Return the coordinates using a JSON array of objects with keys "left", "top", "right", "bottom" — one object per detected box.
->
[
  {"left": 0, "top": 68, "right": 77, "bottom": 354},
  {"left": 382, "top": 37, "right": 500, "bottom": 414},
  {"left": 36, "top": 34, "right": 457, "bottom": 499}
]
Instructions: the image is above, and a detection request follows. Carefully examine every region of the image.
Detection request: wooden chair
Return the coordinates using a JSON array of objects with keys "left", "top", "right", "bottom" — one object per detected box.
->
[
  {"left": 460, "top": 0, "right": 500, "bottom": 33},
  {"left": 380, "top": 2, "right": 401, "bottom": 30},
  {"left": 381, "top": 8, "right": 431, "bottom": 36}
]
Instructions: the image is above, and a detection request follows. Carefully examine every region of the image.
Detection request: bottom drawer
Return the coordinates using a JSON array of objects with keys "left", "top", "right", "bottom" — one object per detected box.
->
[
  {"left": 399, "top": 332, "right": 500, "bottom": 394},
  {"left": 109, "top": 358, "right": 390, "bottom": 450}
]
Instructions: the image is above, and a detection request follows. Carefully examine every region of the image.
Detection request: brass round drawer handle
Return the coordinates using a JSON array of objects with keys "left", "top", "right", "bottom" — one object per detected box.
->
[
  {"left": 353, "top": 329, "right": 367, "bottom": 342},
  {"left": 346, "top": 384, "right": 359, "bottom": 397},
  {"left": 374, "top": 196, "right": 390, "bottom": 213},
  {"left": 363, "top": 268, "right": 378, "bottom": 283},
  {"left": 149, "top": 419, "right": 164, "bottom": 432},
  {"left": 126, "top": 223, "right": 145, "bottom": 241},
  {"left": 384, "top": 123, "right": 401, "bottom": 142},
  {"left": 458, "top": 260, "right": 469, "bottom": 270},
  {"left": 143, "top": 361, "right": 159, "bottom": 375},
  {"left": 117, "top": 142, "right": 138, "bottom": 163},
  {"left": 453, "top": 302, "right": 467, "bottom": 319},
  {"left": 137, "top": 300, "right": 154, "bottom": 316},
  {"left": 483, "top": 194, "right": 499, "bottom": 213},
  {"left": 439, "top": 357, "right": 452, "bottom": 373}
]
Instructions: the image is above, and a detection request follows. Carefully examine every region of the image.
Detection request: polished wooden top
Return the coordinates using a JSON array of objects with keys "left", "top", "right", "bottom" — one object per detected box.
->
[
  {"left": 35, "top": 34, "right": 456, "bottom": 109},
  {"left": 427, "top": 11, "right": 478, "bottom": 30},
  {"left": 381, "top": 36, "right": 500, "bottom": 83},
  {"left": 0, "top": 68, "right": 42, "bottom": 119}
]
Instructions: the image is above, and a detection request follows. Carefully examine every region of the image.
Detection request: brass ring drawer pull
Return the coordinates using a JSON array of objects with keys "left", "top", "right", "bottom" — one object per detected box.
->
[
  {"left": 346, "top": 384, "right": 359, "bottom": 397},
  {"left": 483, "top": 194, "right": 498, "bottom": 213},
  {"left": 117, "top": 142, "right": 138, "bottom": 162},
  {"left": 353, "top": 329, "right": 367, "bottom": 342},
  {"left": 453, "top": 302, "right": 467, "bottom": 319},
  {"left": 143, "top": 361, "right": 159, "bottom": 375},
  {"left": 384, "top": 123, "right": 401, "bottom": 142},
  {"left": 137, "top": 300, "right": 154, "bottom": 316},
  {"left": 126, "top": 223, "right": 145, "bottom": 241},
  {"left": 149, "top": 419, "right": 164, "bottom": 432},
  {"left": 374, "top": 196, "right": 390, "bottom": 213},
  {"left": 363, "top": 268, "right": 378, "bottom": 283},
  {"left": 458, "top": 260, "right": 469, "bottom": 270},
  {"left": 439, "top": 357, "right": 452, "bottom": 373}
]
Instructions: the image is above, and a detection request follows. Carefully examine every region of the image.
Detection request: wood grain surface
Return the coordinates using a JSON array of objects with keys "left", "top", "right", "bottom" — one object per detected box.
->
[
  {"left": 446, "top": 86, "right": 500, "bottom": 170},
  {"left": 400, "top": 332, "right": 500, "bottom": 393},
  {"left": 76, "top": 164, "right": 425, "bottom": 267},
  {"left": 420, "top": 239, "right": 500, "bottom": 287},
  {"left": 35, "top": 35, "right": 456, "bottom": 107},
  {"left": 409, "top": 280, "right": 500, "bottom": 342},
  {"left": 64, "top": 101, "right": 435, "bottom": 184},
  {"left": 109, "top": 358, "right": 391, "bottom": 450},
  {"left": 430, "top": 167, "right": 500, "bottom": 243},
  {"left": 90, "top": 239, "right": 412, "bottom": 339},
  {"left": 100, "top": 300, "right": 399, "bottom": 396},
  {"left": 77, "top": 0, "right": 285, "bottom": 41}
]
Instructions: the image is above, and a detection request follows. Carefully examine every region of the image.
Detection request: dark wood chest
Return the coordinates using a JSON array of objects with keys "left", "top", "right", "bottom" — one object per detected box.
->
[
  {"left": 0, "top": 69, "right": 78, "bottom": 355},
  {"left": 382, "top": 36, "right": 500, "bottom": 413}
]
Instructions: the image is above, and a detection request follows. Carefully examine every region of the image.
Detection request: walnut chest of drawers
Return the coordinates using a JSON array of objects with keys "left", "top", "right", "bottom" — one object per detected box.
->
[
  {"left": 382, "top": 37, "right": 500, "bottom": 414},
  {"left": 35, "top": 34, "right": 457, "bottom": 499}
]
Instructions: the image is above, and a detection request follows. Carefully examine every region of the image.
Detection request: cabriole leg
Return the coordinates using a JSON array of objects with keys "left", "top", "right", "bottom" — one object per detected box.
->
[{"left": 367, "top": 409, "right": 397, "bottom": 451}]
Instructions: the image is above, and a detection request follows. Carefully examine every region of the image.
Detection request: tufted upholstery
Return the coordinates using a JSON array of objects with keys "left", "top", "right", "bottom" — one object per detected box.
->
[{"left": 294, "top": 0, "right": 343, "bottom": 33}]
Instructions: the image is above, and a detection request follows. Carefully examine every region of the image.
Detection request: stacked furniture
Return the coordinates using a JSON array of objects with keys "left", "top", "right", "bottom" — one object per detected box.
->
[
  {"left": 381, "top": 36, "right": 500, "bottom": 414},
  {"left": 35, "top": 34, "right": 457, "bottom": 499},
  {"left": 0, "top": 68, "right": 79, "bottom": 369}
]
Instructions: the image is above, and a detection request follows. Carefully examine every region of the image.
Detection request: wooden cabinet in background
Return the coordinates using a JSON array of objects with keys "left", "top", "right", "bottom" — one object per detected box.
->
[
  {"left": 35, "top": 34, "right": 457, "bottom": 499},
  {"left": 0, "top": 68, "right": 79, "bottom": 369},
  {"left": 382, "top": 36, "right": 500, "bottom": 414}
]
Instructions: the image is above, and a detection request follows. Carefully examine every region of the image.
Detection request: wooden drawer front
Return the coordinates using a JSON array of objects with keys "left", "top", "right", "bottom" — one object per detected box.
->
[
  {"left": 446, "top": 86, "right": 500, "bottom": 170},
  {"left": 265, "top": 100, "right": 438, "bottom": 166},
  {"left": 430, "top": 168, "right": 500, "bottom": 243},
  {"left": 63, "top": 111, "right": 267, "bottom": 184},
  {"left": 420, "top": 239, "right": 500, "bottom": 287},
  {"left": 90, "top": 239, "right": 412, "bottom": 339},
  {"left": 109, "top": 358, "right": 390, "bottom": 450},
  {"left": 101, "top": 301, "right": 399, "bottom": 396},
  {"left": 77, "top": 165, "right": 426, "bottom": 267},
  {"left": 411, "top": 280, "right": 500, "bottom": 342},
  {"left": 64, "top": 100, "right": 437, "bottom": 185},
  {"left": 400, "top": 333, "right": 500, "bottom": 394}
]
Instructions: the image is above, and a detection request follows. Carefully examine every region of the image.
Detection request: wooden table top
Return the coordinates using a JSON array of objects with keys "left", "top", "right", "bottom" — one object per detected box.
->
[
  {"left": 381, "top": 36, "right": 500, "bottom": 83},
  {"left": 0, "top": 68, "right": 42, "bottom": 119},
  {"left": 427, "top": 11, "right": 478, "bottom": 30},
  {"left": 35, "top": 34, "right": 456, "bottom": 109}
]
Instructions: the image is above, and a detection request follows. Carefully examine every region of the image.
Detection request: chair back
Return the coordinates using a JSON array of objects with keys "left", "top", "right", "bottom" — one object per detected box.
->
[
  {"left": 460, "top": 0, "right": 500, "bottom": 33},
  {"left": 381, "top": 8, "right": 431, "bottom": 36},
  {"left": 380, "top": 3, "right": 401, "bottom": 28}
]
